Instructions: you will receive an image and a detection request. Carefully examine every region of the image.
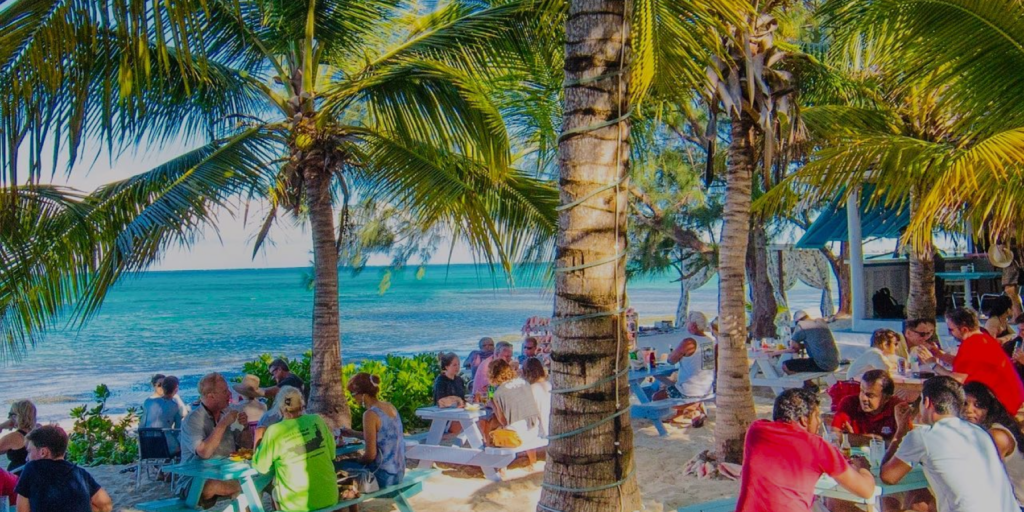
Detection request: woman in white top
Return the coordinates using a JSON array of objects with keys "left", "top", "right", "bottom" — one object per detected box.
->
[
  {"left": 846, "top": 328, "right": 900, "bottom": 380},
  {"left": 522, "top": 357, "right": 551, "bottom": 437},
  {"left": 962, "top": 381, "right": 1024, "bottom": 505}
]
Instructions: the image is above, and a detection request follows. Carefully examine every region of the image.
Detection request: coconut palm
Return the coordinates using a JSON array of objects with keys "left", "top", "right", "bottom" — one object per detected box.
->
[
  {"left": 0, "top": 0, "right": 558, "bottom": 426},
  {"left": 819, "top": 0, "right": 1024, "bottom": 245}
]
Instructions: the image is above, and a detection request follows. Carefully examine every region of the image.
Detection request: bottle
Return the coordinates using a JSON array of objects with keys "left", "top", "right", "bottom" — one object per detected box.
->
[{"left": 840, "top": 433, "right": 852, "bottom": 458}]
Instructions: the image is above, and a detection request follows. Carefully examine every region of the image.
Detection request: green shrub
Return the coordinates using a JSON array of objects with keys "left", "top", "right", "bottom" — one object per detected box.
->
[
  {"left": 67, "top": 385, "right": 139, "bottom": 466},
  {"left": 343, "top": 353, "right": 437, "bottom": 432},
  {"left": 237, "top": 352, "right": 312, "bottom": 408}
]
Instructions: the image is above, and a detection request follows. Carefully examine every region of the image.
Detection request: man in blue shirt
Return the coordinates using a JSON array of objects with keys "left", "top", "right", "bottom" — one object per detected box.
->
[{"left": 15, "top": 425, "right": 112, "bottom": 512}]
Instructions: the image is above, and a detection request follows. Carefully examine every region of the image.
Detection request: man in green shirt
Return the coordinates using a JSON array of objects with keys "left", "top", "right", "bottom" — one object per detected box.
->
[{"left": 252, "top": 387, "right": 338, "bottom": 512}]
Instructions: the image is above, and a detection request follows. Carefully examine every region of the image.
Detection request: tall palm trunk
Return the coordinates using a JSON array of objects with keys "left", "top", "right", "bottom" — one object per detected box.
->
[
  {"left": 906, "top": 185, "right": 935, "bottom": 320},
  {"left": 538, "top": 0, "right": 642, "bottom": 509},
  {"left": 823, "top": 243, "right": 853, "bottom": 317},
  {"left": 747, "top": 224, "right": 777, "bottom": 338},
  {"left": 715, "top": 114, "right": 758, "bottom": 464},
  {"left": 304, "top": 164, "right": 351, "bottom": 428}
]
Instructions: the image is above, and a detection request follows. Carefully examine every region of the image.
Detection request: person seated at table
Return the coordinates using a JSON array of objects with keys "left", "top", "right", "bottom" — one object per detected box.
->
[
  {"left": 523, "top": 358, "right": 551, "bottom": 437},
  {"left": 175, "top": 373, "right": 248, "bottom": 506},
  {"left": 0, "top": 400, "right": 38, "bottom": 472},
  {"left": 434, "top": 352, "right": 466, "bottom": 409},
  {"left": 736, "top": 389, "right": 875, "bottom": 512},
  {"left": 14, "top": 425, "right": 113, "bottom": 512},
  {"left": 901, "top": 318, "right": 941, "bottom": 364},
  {"left": 921, "top": 307, "right": 1024, "bottom": 417},
  {"left": 778, "top": 310, "right": 840, "bottom": 375},
  {"left": 261, "top": 359, "right": 308, "bottom": 400},
  {"left": 880, "top": 376, "right": 1019, "bottom": 512},
  {"left": 473, "top": 341, "right": 514, "bottom": 396},
  {"left": 985, "top": 295, "right": 1016, "bottom": 343},
  {"left": 464, "top": 337, "right": 495, "bottom": 381},
  {"left": 339, "top": 373, "right": 406, "bottom": 488},
  {"left": 846, "top": 329, "right": 901, "bottom": 381},
  {"left": 486, "top": 359, "right": 541, "bottom": 447},
  {"left": 231, "top": 374, "right": 268, "bottom": 449},
  {"left": 1002, "top": 313, "right": 1024, "bottom": 382},
  {"left": 962, "top": 381, "right": 1024, "bottom": 505},
  {"left": 653, "top": 311, "right": 715, "bottom": 427},
  {"left": 252, "top": 386, "right": 337, "bottom": 512},
  {"left": 142, "top": 375, "right": 184, "bottom": 429},
  {"left": 831, "top": 370, "right": 901, "bottom": 442},
  {"left": 517, "top": 337, "right": 540, "bottom": 368}
]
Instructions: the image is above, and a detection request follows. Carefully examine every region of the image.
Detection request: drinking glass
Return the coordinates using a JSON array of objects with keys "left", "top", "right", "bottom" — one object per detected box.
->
[{"left": 869, "top": 438, "right": 885, "bottom": 468}]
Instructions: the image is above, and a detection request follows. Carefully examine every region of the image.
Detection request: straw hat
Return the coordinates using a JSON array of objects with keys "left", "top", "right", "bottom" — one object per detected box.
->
[
  {"left": 990, "top": 244, "right": 1014, "bottom": 269},
  {"left": 233, "top": 375, "right": 264, "bottom": 399}
]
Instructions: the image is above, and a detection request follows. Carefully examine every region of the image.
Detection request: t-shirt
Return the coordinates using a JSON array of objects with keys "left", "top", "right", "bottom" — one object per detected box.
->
[
  {"left": 252, "top": 414, "right": 338, "bottom": 512},
  {"left": 894, "top": 417, "right": 1018, "bottom": 512},
  {"left": 736, "top": 420, "right": 849, "bottom": 512},
  {"left": 791, "top": 320, "right": 840, "bottom": 372},
  {"left": 673, "top": 333, "right": 716, "bottom": 399},
  {"left": 278, "top": 374, "right": 307, "bottom": 399},
  {"left": 953, "top": 331, "right": 1024, "bottom": 415},
  {"left": 141, "top": 397, "right": 183, "bottom": 429},
  {"left": 832, "top": 395, "right": 900, "bottom": 439},
  {"left": 0, "top": 468, "right": 16, "bottom": 505},
  {"left": 175, "top": 404, "right": 243, "bottom": 496},
  {"left": 472, "top": 355, "right": 496, "bottom": 396},
  {"left": 845, "top": 348, "right": 898, "bottom": 381},
  {"left": 530, "top": 381, "right": 552, "bottom": 437},
  {"left": 432, "top": 373, "right": 467, "bottom": 405},
  {"left": 14, "top": 459, "right": 101, "bottom": 512}
]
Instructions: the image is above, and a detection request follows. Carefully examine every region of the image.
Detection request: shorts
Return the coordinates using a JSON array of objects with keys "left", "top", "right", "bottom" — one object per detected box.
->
[
  {"left": 665, "top": 386, "right": 713, "bottom": 403},
  {"left": 782, "top": 358, "right": 827, "bottom": 373},
  {"left": 1003, "top": 264, "right": 1024, "bottom": 288}
]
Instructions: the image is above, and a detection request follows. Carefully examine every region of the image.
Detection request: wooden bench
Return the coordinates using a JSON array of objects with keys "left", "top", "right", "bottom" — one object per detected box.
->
[
  {"left": 136, "top": 468, "right": 438, "bottom": 512},
  {"left": 677, "top": 497, "right": 736, "bottom": 512},
  {"left": 632, "top": 396, "right": 713, "bottom": 436}
]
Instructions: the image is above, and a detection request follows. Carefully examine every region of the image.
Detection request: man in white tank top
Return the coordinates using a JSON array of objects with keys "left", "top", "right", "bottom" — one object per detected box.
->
[{"left": 655, "top": 311, "right": 716, "bottom": 426}]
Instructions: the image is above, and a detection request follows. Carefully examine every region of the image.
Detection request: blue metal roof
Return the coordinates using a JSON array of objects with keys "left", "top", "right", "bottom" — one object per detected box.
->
[{"left": 795, "top": 186, "right": 910, "bottom": 249}]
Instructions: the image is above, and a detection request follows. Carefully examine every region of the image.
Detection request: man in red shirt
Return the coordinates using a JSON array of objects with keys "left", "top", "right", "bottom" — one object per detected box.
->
[
  {"left": 832, "top": 369, "right": 901, "bottom": 442},
  {"left": 737, "top": 389, "right": 876, "bottom": 512},
  {"left": 923, "top": 308, "right": 1024, "bottom": 416}
]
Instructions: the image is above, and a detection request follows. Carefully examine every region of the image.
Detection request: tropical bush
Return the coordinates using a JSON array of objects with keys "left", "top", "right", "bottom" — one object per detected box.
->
[
  {"left": 237, "top": 352, "right": 312, "bottom": 408},
  {"left": 343, "top": 353, "right": 438, "bottom": 432},
  {"left": 67, "top": 385, "right": 139, "bottom": 466}
]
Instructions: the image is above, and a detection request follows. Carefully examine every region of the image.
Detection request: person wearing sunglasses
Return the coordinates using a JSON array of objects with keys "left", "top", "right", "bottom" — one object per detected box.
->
[
  {"left": 880, "top": 376, "right": 1018, "bottom": 512},
  {"left": 0, "top": 400, "right": 37, "bottom": 472}
]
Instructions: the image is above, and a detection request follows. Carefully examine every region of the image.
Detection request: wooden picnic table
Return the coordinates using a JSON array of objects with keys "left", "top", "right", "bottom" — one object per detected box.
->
[
  {"left": 138, "top": 458, "right": 273, "bottom": 512},
  {"left": 815, "top": 459, "right": 928, "bottom": 512},
  {"left": 627, "top": 363, "right": 678, "bottom": 404},
  {"left": 747, "top": 349, "right": 841, "bottom": 395}
]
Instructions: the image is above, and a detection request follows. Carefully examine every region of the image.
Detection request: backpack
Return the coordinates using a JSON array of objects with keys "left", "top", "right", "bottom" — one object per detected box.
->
[{"left": 872, "top": 288, "right": 906, "bottom": 319}]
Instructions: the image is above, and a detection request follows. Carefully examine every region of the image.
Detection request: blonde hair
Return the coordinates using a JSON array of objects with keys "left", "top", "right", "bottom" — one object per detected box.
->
[
  {"left": 488, "top": 359, "right": 516, "bottom": 387},
  {"left": 10, "top": 400, "right": 36, "bottom": 432},
  {"left": 276, "top": 386, "right": 305, "bottom": 415}
]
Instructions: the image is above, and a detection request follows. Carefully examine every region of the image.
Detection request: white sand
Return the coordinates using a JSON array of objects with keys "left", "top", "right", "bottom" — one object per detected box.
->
[{"left": 86, "top": 395, "right": 778, "bottom": 512}]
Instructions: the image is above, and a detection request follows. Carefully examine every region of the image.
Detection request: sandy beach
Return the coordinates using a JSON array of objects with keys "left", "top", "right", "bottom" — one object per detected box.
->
[{"left": 33, "top": 394, "right": 778, "bottom": 512}]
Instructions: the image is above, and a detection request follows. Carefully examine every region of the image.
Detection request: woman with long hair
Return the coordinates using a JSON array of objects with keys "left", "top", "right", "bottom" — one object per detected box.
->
[
  {"left": 962, "top": 381, "right": 1024, "bottom": 504},
  {"left": 339, "top": 373, "right": 406, "bottom": 487}
]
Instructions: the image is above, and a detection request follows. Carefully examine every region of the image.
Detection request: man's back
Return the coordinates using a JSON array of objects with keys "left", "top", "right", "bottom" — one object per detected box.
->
[
  {"left": 14, "top": 459, "right": 100, "bottom": 512},
  {"left": 894, "top": 417, "right": 1018, "bottom": 512},
  {"left": 736, "top": 420, "right": 849, "bottom": 512},
  {"left": 793, "top": 321, "right": 840, "bottom": 371},
  {"left": 954, "top": 332, "right": 1024, "bottom": 415},
  {"left": 141, "top": 397, "right": 182, "bottom": 429},
  {"left": 675, "top": 333, "right": 715, "bottom": 398}
]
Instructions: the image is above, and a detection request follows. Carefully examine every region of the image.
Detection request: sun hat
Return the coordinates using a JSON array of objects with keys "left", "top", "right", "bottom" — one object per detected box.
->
[
  {"left": 989, "top": 244, "right": 1014, "bottom": 269},
  {"left": 232, "top": 375, "right": 264, "bottom": 399}
]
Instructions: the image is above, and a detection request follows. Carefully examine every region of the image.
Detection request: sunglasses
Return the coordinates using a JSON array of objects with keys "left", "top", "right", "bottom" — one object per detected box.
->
[{"left": 910, "top": 329, "right": 935, "bottom": 338}]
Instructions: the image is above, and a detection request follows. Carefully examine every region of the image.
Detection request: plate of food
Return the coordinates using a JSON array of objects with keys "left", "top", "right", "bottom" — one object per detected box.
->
[{"left": 465, "top": 403, "right": 481, "bottom": 412}]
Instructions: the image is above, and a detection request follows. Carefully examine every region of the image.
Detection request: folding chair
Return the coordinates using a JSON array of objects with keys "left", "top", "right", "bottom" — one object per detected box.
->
[{"left": 136, "top": 428, "right": 178, "bottom": 487}]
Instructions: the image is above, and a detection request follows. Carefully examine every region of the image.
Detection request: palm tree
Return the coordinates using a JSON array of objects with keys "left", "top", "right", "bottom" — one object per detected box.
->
[
  {"left": 0, "top": 0, "right": 558, "bottom": 426},
  {"left": 819, "top": 0, "right": 1024, "bottom": 250}
]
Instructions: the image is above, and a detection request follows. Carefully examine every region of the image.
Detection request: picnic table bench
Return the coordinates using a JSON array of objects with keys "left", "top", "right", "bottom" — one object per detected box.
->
[
  {"left": 748, "top": 349, "right": 841, "bottom": 395},
  {"left": 406, "top": 406, "right": 547, "bottom": 481},
  {"left": 632, "top": 395, "right": 714, "bottom": 436},
  {"left": 677, "top": 498, "right": 737, "bottom": 512}
]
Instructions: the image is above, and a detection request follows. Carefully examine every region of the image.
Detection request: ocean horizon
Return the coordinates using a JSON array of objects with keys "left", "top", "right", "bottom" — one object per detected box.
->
[{"left": 1, "top": 263, "right": 836, "bottom": 422}]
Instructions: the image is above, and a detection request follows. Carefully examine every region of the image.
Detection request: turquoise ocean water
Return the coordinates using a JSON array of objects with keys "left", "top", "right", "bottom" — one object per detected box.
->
[{"left": 0, "top": 264, "right": 834, "bottom": 422}]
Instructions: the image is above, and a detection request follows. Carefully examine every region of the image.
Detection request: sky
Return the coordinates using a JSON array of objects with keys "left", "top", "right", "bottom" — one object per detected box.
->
[{"left": 39, "top": 139, "right": 479, "bottom": 271}]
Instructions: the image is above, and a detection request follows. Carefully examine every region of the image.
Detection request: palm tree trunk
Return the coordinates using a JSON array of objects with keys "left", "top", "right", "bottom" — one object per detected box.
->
[
  {"left": 539, "top": 0, "right": 642, "bottom": 509},
  {"left": 304, "top": 165, "right": 351, "bottom": 429},
  {"left": 747, "top": 224, "right": 778, "bottom": 338},
  {"left": 715, "top": 114, "right": 758, "bottom": 464},
  {"left": 825, "top": 243, "right": 853, "bottom": 317},
  {"left": 906, "top": 185, "right": 936, "bottom": 320}
]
